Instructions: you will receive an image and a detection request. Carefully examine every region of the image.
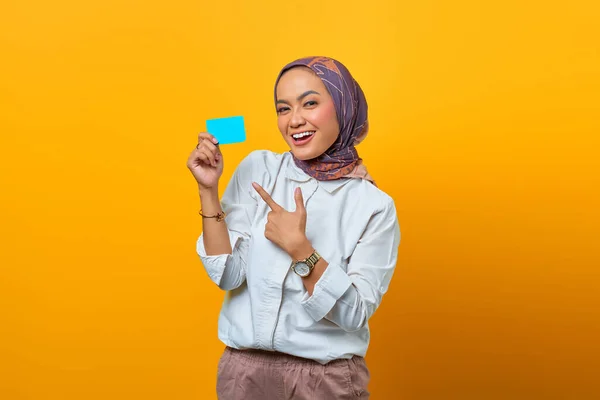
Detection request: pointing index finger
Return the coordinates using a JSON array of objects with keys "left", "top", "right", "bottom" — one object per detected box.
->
[{"left": 252, "top": 182, "right": 281, "bottom": 211}]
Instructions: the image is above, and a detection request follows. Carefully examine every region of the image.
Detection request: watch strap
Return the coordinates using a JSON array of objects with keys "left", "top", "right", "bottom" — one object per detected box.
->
[{"left": 305, "top": 251, "right": 321, "bottom": 268}]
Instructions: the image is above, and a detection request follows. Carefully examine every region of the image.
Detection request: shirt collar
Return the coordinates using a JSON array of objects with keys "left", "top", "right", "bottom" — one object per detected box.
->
[{"left": 284, "top": 153, "right": 353, "bottom": 194}]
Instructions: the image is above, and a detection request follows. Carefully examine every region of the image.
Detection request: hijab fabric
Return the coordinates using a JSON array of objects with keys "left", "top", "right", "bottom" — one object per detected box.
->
[{"left": 274, "top": 56, "right": 375, "bottom": 185}]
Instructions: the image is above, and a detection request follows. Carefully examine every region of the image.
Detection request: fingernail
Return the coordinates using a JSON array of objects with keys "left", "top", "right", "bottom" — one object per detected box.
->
[{"left": 212, "top": 138, "right": 219, "bottom": 144}]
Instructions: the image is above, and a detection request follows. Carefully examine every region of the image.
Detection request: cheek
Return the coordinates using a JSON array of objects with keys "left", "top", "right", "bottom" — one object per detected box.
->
[
  {"left": 315, "top": 104, "right": 336, "bottom": 125},
  {"left": 277, "top": 116, "right": 288, "bottom": 136},
  {"left": 313, "top": 104, "right": 339, "bottom": 138}
]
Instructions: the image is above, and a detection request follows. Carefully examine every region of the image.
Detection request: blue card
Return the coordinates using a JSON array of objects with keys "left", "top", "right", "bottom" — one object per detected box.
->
[{"left": 206, "top": 116, "right": 246, "bottom": 145}]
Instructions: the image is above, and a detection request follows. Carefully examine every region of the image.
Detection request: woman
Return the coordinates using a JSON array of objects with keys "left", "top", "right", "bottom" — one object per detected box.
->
[{"left": 187, "top": 56, "right": 401, "bottom": 399}]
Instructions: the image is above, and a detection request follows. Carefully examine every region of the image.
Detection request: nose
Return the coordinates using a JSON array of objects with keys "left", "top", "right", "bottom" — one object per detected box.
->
[{"left": 289, "top": 108, "right": 306, "bottom": 129}]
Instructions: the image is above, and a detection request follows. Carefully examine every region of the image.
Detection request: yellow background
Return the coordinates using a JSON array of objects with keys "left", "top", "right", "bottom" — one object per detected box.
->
[{"left": 1, "top": 0, "right": 599, "bottom": 399}]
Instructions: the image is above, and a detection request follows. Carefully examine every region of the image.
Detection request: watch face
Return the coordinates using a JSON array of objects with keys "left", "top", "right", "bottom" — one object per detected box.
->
[{"left": 294, "top": 262, "right": 310, "bottom": 277}]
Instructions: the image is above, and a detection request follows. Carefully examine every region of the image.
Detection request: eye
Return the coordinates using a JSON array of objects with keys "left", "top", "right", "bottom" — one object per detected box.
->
[
  {"left": 304, "top": 100, "right": 317, "bottom": 107},
  {"left": 277, "top": 106, "right": 290, "bottom": 114}
]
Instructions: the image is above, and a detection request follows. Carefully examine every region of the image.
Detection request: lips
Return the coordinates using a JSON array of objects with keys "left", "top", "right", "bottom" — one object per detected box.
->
[
  {"left": 291, "top": 130, "right": 315, "bottom": 146},
  {"left": 292, "top": 130, "right": 315, "bottom": 140}
]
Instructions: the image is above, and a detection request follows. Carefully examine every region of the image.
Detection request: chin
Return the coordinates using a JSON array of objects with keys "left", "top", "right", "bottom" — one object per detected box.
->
[
  {"left": 284, "top": 134, "right": 329, "bottom": 161},
  {"left": 290, "top": 146, "right": 323, "bottom": 161}
]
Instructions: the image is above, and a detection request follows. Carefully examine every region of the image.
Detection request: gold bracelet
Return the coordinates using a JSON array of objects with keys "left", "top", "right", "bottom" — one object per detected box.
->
[{"left": 199, "top": 209, "right": 226, "bottom": 222}]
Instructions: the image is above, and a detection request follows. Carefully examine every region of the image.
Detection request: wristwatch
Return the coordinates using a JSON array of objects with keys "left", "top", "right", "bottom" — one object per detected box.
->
[{"left": 291, "top": 250, "right": 321, "bottom": 278}]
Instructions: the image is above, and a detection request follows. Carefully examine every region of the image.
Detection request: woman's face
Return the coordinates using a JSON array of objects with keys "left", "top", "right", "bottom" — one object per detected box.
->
[{"left": 275, "top": 67, "right": 339, "bottom": 161}]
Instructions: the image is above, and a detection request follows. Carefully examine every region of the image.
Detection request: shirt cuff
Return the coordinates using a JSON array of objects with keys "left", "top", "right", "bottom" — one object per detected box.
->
[
  {"left": 300, "top": 262, "right": 353, "bottom": 321},
  {"left": 196, "top": 230, "right": 243, "bottom": 286}
]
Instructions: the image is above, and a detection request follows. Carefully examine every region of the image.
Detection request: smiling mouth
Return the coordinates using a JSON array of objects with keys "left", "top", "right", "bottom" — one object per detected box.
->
[{"left": 292, "top": 131, "right": 315, "bottom": 141}]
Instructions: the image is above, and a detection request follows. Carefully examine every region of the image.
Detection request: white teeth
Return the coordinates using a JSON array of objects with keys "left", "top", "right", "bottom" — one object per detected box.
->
[{"left": 292, "top": 131, "right": 315, "bottom": 139}]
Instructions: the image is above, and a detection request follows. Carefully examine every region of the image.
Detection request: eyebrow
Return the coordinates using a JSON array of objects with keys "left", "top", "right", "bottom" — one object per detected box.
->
[{"left": 276, "top": 90, "right": 320, "bottom": 105}]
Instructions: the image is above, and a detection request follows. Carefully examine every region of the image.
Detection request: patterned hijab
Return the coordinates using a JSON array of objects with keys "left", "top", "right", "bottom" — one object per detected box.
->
[{"left": 274, "top": 56, "right": 375, "bottom": 185}]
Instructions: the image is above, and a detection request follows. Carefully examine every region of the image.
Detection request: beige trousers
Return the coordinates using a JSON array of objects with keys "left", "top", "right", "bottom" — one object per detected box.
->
[{"left": 216, "top": 347, "right": 370, "bottom": 399}]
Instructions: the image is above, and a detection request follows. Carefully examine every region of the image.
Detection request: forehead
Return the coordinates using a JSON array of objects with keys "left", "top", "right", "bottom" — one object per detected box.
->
[{"left": 276, "top": 67, "right": 327, "bottom": 99}]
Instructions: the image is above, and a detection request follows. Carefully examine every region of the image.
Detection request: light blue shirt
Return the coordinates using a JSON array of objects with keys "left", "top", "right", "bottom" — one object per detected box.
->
[{"left": 197, "top": 150, "right": 401, "bottom": 364}]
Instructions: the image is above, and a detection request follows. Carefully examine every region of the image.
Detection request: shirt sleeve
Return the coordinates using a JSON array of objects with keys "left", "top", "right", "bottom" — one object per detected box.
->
[
  {"left": 300, "top": 196, "right": 401, "bottom": 332},
  {"left": 196, "top": 153, "right": 258, "bottom": 291}
]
